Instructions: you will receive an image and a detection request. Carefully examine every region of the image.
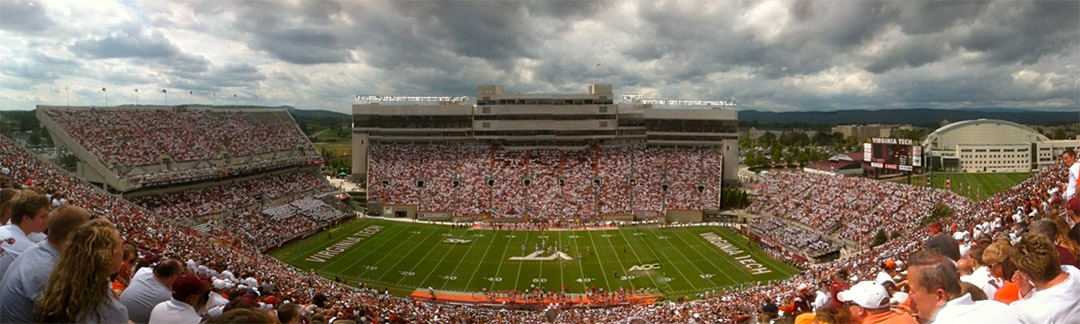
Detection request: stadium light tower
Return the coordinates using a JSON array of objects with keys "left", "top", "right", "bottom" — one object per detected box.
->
[
  {"left": 102, "top": 88, "right": 107, "bottom": 107},
  {"left": 135, "top": 89, "right": 139, "bottom": 106},
  {"left": 163, "top": 89, "right": 168, "bottom": 106}
]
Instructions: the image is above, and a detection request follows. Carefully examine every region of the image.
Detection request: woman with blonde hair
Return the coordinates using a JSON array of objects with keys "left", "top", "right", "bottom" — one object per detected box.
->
[{"left": 35, "top": 218, "right": 128, "bottom": 323}]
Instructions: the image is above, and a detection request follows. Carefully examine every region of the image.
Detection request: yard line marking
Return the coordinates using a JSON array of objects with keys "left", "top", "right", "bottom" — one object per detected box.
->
[
  {"left": 456, "top": 229, "right": 496, "bottom": 290},
  {"left": 585, "top": 230, "right": 619, "bottom": 289},
  {"left": 632, "top": 227, "right": 691, "bottom": 292},
  {"left": 570, "top": 228, "right": 596, "bottom": 290},
  {"left": 418, "top": 227, "right": 475, "bottom": 288},
  {"left": 714, "top": 228, "right": 798, "bottom": 277},
  {"left": 321, "top": 222, "right": 412, "bottom": 274},
  {"left": 374, "top": 226, "right": 443, "bottom": 283},
  {"left": 669, "top": 229, "right": 743, "bottom": 284},
  {"left": 488, "top": 230, "right": 523, "bottom": 291},
  {"left": 512, "top": 231, "right": 532, "bottom": 291},
  {"left": 613, "top": 228, "right": 662, "bottom": 289},
  {"left": 285, "top": 220, "right": 372, "bottom": 264}
]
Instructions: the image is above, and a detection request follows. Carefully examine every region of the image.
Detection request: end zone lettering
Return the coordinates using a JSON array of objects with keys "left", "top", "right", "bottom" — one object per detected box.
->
[
  {"left": 700, "top": 232, "right": 772, "bottom": 275},
  {"left": 305, "top": 225, "right": 383, "bottom": 263}
]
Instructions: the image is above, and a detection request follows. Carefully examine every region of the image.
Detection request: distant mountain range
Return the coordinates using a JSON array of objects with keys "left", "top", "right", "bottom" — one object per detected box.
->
[{"left": 738, "top": 108, "right": 1079, "bottom": 127}]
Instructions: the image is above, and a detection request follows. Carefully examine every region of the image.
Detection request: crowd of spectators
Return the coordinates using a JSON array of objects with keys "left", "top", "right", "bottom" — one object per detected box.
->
[
  {"left": 131, "top": 170, "right": 329, "bottom": 220},
  {"left": 750, "top": 216, "right": 837, "bottom": 257},
  {"left": 4, "top": 132, "right": 1080, "bottom": 323},
  {"left": 208, "top": 197, "right": 354, "bottom": 251},
  {"left": 368, "top": 144, "right": 721, "bottom": 220},
  {"left": 42, "top": 108, "right": 318, "bottom": 186},
  {"left": 748, "top": 172, "right": 973, "bottom": 247}
]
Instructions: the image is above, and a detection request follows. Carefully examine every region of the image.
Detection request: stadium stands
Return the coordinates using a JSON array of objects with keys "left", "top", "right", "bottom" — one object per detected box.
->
[
  {"left": 749, "top": 172, "right": 972, "bottom": 247},
  {"left": 41, "top": 108, "right": 317, "bottom": 187},
  {"left": 130, "top": 170, "right": 329, "bottom": 220},
  {"left": 368, "top": 144, "right": 723, "bottom": 219},
  {"left": 2, "top": 130, "right": 1077, "bottom": 323}
]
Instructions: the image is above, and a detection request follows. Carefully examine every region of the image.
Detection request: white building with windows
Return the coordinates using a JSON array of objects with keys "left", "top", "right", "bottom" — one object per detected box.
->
[{"left": 923, "top": 119, "right": 1079, "bottom": 173}]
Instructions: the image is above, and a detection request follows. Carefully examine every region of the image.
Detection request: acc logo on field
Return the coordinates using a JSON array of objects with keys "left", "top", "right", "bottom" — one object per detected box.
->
[
  {"left": 443, "top": 238, "right": 472, "bottom": 244},
  {"left": 628, "top": 263, "right": 661, "bottom": 272}
]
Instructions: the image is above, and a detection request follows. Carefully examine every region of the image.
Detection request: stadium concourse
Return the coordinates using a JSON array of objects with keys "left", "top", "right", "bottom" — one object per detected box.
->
[{"left": 3, "top": 136, "right": 1080, "bottom": 322}]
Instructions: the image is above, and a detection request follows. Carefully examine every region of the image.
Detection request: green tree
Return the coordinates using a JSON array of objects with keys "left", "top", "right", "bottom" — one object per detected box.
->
[
  {"left": 872, "top": 229, "right": 888, "bottom": 247},
  {"left": 760, "top": 132, "right": 777, "bottom": 147},
  {"left": 29, "top": 129, "right": 41, "bottom": 146},
  {"left": 797, "top": 150, "right": 811, "bottom": 165},
  {"left": 920, "top": 203, "right": 954, "bottom": 227},
  {"left": 1053, "top": 128, "right": 1067, "bottom": 140}
]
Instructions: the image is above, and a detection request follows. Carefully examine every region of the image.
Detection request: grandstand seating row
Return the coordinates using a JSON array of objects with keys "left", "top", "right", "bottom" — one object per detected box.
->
[{"left": 368, "top": 144, "right": 722, "bottom": 218}]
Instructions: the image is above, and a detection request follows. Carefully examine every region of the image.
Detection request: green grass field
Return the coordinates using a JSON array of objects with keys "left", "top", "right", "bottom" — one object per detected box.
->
[
  {"left": 888, "top": 172, "right": 1031, "bottom": 201},
  {"left": 270, "top": 218, "right": 797, "bottom": 299}
]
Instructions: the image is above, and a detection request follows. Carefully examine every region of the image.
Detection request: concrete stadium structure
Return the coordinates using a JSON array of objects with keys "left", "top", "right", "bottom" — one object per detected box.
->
[
  {"left": 923, "top": 119, "right": 1080, "bottom": 173},
  {"left": 351, "top": 85, "right": 739, "bottom": 220},
  {"left": 36, "top": 106, "right": 321, "bottom": 193}
]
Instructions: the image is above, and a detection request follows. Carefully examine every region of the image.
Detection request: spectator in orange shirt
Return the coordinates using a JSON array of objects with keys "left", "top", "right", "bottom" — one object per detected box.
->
[
  {"left": 983, "top": 238, "right": 1020, "bottom": 304},
  {"left": 838, "top": 280, "right": 918, "bottom": 324}
]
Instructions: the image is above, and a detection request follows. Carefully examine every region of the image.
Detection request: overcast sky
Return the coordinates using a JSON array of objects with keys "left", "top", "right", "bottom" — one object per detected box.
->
[{"left": 1, "top": 0, "right": 1077, "bottom": 113}]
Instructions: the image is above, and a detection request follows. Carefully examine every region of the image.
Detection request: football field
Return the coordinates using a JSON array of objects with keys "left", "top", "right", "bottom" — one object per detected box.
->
[
  {"left": 890, "top": 172, "right": 1031, "bottom": 201},
  {"left": 270, "top": 218, "right": 797, "bottom": 299}
]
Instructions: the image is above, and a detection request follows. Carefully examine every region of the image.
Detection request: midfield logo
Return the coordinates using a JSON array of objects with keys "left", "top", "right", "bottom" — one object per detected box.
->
[
  {"left": 509, "top": 251, "right": 574, "bottom": 261},
  {"left": 628, "top": 263, "right": 661, "bottom": 272},
  {"left": 443, "top": 238, "right": 473, "bottom": 244}
]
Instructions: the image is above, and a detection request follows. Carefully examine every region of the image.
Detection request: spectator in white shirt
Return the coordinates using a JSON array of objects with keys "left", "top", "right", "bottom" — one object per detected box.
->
[
  {"left": 148, "top": 274, "right": 210, "bottom": 324},
  {"left": 906, "top": 250, "right": 1022, "bottom": 324},
  {"left": 0, "top": 205, "right": 90, "bottom": 323},
  {"left": 1061, "top": 149, "right": 1078, "bottom": 202},
  {"left": 960, "top": 244, "right": 998, "bottom": 299},
  {"left": 1009, "top": 233, "right": 1080, "bottom": 324},
  {"left": 121, "top": 259, "right": 185, "bottom": 324},
  {"left": 0, "top": 190, "right": 50, "bottom": 279}
]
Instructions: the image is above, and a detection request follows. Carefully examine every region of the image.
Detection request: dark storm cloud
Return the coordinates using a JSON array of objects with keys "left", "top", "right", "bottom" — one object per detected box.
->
[
  {"left": 169, "top": 63, "right": 265, "bottom": 91},
  {"left": 70, "top": 23, "right": 210, "bottom": 72},
  {"left": 0, "top": 0, "right": 52, "bottom": 33},
  {"left": 864, "top": 37, "right": 949, "bottom": 74},
  {"left": 222, "top": 0, "right": 352, "bottom": 65},
  {"left": 892, "top": 0, "right": 989, "bottom": 35},
  {"left": 950, "top": 1, "right": 1079, "bottom": 65},
  {"left": 0, "top": 0, "right": 1076, "bottom": 112},
  {"left": 0, "top": 53, "right": 80, "bottom": 82}
]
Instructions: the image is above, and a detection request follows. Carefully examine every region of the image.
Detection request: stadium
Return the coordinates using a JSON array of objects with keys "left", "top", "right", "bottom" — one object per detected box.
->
[{"left": 0, "top": 92, "right": 1077, "bottom": 323}]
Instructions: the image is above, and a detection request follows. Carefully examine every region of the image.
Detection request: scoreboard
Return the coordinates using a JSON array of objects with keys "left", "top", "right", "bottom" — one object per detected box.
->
[{"left": 864, "top": 138, "right": 921, "bottom": 171}]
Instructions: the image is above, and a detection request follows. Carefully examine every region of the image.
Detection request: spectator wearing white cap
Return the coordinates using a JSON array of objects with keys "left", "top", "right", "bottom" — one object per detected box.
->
[
  {"left": 221, "top": 269, "right": 236, "bottom": 282},
  {"left": 203, "top": 279, "right": 231, "bottom": 318},
  {"left": 838, "top": 280, "right": 917, "bottom": 324},
  {"left": 876, "top": 260, "right": 899, "bottom": 285}
]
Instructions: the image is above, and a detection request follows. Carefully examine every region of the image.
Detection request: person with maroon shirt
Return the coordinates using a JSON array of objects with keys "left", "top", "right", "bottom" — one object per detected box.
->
[
  {"left": 829, "top": 270, "right": 852, "bottom": 308},
  {"left": 1032, "top": 219, "right": 1080, "bottom": 268}
]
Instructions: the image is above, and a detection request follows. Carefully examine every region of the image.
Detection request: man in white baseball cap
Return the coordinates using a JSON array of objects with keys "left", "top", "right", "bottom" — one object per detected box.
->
[{"left": 839, "top": 281, "right": 918, "bottom": 324}]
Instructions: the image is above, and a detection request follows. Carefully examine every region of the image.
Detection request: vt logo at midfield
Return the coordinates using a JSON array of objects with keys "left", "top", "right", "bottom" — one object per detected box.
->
[
  {"left": 443, "top": 238, "right": 472, "bottom": 244},
  {"left": 628, "top": 263, "right": 661, "bottom": 272},
  {"left": 509, "top": 251, "right": 574, "bottom": 261}
]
